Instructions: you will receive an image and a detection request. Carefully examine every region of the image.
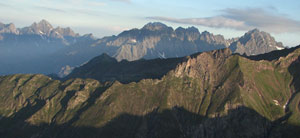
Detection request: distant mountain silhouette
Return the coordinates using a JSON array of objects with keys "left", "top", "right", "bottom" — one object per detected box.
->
[
  {"left": 0, "top": 20, "right": 95, "bottom": 75},
  {"left": 0, "top": 21, "right": 287, "bottom": 76}
]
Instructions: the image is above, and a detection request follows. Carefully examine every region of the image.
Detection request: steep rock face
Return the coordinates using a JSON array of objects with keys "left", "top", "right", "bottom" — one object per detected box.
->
[
  {"left": 20, "top": 20, "right": 54, "bottom": 36},
  {"left": 51, "top": 22, "right": 231, "bottom": 77},
  {"left": 0, "top": 21, "right": 286, "bottom": 76},
  {"left": 200, "top": 31, "right": 230, "bottom": 46},
  {"left": 86, "top": 22, "right": 230, "bottom": 62},
  {"left": 19, "top": 20, "right": 79, "bottom": 39},
  {"left": 0, "top": 23, "right": 18, "bottom": 34},
  {"left": 175, "top": 27, "right": 200, "bottom": 41},
  {"left": 53, "top": 25, "right": 284, "bottom": 78},
  {"left": 174, "top": 48, "right": 232, "bottom": 78},
  {"left": 229, "top": 29, "right": 284, "bottom": 55},
  {"left": 50, "top": 27, "right": 78, "bottom": 38}
]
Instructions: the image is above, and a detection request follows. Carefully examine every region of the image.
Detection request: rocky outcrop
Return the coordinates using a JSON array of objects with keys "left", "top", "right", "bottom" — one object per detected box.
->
[
  {"left": 229, "top": 29, "right": 284, "bottom": 55},
  {"left": 19, "top": 19, "right": 79, "bottom": 38},
  {"left": 0, "top": 22, "right": 18, "bottom": 34},
  {"left": 0, "top": 21, "right": 287, "bottom": 78},
  {"left": 89, "top": 22, "right": 230, "bottom": 62}
]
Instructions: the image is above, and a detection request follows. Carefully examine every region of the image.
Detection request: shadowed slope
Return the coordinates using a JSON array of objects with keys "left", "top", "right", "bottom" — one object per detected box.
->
[
  {"left": 244, "top": 45, "right": 300, "bottom": 61},
  {"left": 0, "top": 107, "right": 299, "bottom": 138},
  {"left": 0, "top": 47, "right": 300, "bottom": 138},
  {"left": 65, "top": 53, "right": 187, "bottom": 83}
]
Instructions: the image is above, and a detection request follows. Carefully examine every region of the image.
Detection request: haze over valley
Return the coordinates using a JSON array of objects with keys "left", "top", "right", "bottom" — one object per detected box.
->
[{"left": 0, "top": 0, "right": 300, "bottom": 138}]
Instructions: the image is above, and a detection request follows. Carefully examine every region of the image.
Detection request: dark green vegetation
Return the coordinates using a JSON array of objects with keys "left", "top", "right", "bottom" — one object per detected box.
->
[
  {"left": 0, "top": 46, "right": 300, "bottom": 138},
  {"left": 65, "top": 53, "right": 186, "bottom": 83}
]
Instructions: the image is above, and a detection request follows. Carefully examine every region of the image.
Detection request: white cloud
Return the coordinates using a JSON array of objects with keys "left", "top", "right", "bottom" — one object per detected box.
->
[
  {"left": 148, "top": 16, "right": 247, "bottom": 30},
  {"left": 148, "top": 8, "right": 300, "bottom": 33}
]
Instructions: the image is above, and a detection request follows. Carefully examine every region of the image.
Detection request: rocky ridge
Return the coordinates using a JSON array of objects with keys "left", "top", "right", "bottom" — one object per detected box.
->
[
  {"left": 0, "top": 21, "right": 287, "bottom": 78},
  {"left": 0, "top": 46, "right": 296, "bottom": 137}
]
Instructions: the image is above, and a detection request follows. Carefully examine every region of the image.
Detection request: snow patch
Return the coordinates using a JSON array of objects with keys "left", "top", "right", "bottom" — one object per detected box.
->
[
  {"left": 129, "top": 39, "right": 137, "bottom": 43},
  {"left": 39, "top": 30, "right": 44, "bottom": 34},
  {"left": 273, "top": 100, "right": 280, "bottom": 106},
  {"left": 276, "top": 46, "right": 284, "bottom": 50},
  {"left": 80, "top": 61, "right": 89, "bottom": 66},
  {"left": 158, "top": 52, "right": 166, "bottom": 59}
]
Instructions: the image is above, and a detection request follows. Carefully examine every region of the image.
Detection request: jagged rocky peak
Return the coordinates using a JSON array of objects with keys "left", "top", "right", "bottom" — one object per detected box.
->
[
  {"left": 188, "top": 47, "right": 232, "bottom": 62},
  {"left": 200, "top": 30, "right": 216, "bottom": 38},
  {"left": 37, "top": 19, "right": 53, "bottom": 28},
  {"left": 247, "top": 28, "right": 260, "bottom": 33},
  {"left": 175, "top": 26, "right": 185, "bottom": 32},
  {"left": 186, "top": 26, "right": 199, "bottom": 32},
  {"left": 200, "top": 31, "right": 214, "bottom": 41},
  {"left": 19, "top": 19, "right": 53, "bottom": 35},
  {"left": 142, "top": 22, "right": 170, "bottom": 31},
  {"left": 175, "top": 48, "right": 232, "bottom": 78},
  {"left": 229, "top": 28, "right": 285, "bottom": 55},
  {"left": 82, "top": 33, "right": 95, "bottom": 39},
  {"left": 245, "top": 28, "right": 283, "bottom": 46},
  {"left": 0, "top": 22, "right": 18, "bottom": 34},
  {"left": 51, "top": 26, "right": 78, "bottom": 37},
  {"left": 14, "top": 19, "right": 82, "bottom": 40},
  {"left": 175, "top": 26, "right": 200, "bottom": 34},
  {"left": 63, "top": 27, "right": 77, "bottom": 36},
  {"left": 174, "top": 27, "right": 186, "bottom": 37},
  {"left": 245, "top": 28, "right": 268, "bottom": 41},
  {"left": 31, "top": 19, "right": 54, "bottom": 34},
  {"left": 200, "top": 30, "right": 228, "bottom": 45},
  {"left": 175, "top": 26, "right": 200, "bottom": 41}
]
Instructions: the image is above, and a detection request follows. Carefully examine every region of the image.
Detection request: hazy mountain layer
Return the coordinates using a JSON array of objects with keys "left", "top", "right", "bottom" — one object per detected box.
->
[
  {"left": 0, "top": 21, "right": 286, "bottom": 77},
  {"left": 51, "top": 23, "right": 285, "bottom": 77},
  {"left": 0, "top": 46, "right": 299, "bottom": 138},
  {"left": 0, "top": 20, "right": 94, "bottom": 75}
]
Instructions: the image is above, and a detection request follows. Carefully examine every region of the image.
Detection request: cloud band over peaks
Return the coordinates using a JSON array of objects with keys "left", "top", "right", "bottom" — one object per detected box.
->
[{"left": 148, "top": 8, "right": 300, "bottom": 33}]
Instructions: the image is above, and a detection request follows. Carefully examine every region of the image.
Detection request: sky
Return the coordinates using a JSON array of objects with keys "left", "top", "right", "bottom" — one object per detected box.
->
[{"left": 0, "top": 0, "right": 300, "bottom": 46}]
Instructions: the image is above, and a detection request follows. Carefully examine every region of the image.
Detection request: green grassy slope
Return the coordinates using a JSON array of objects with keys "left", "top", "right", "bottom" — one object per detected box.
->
[{"left": 0, "top": 47, "right": 299, "bottom": 138}]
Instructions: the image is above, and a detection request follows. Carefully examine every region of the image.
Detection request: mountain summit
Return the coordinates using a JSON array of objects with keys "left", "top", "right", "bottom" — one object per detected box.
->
[
  {"left": 0, "top": 22, "right": 18, "bottom": 34},
  {"left": 18, "top": 19, "right": 78, "bottom": 38},
  {"left": 0, "top": 20, "right": 91, "bottom": 75},
  {"left": 142, "top": 22, "right": 171, "bottom": 31},
  {"left": 0, "top": 21, "right": 288, "bottom": 76},
  {"left": 229, "top": 29, "right": 284, "bottom": 55},
  {"left": 20, "top": 19, "right": 53, "bottom": 35}
]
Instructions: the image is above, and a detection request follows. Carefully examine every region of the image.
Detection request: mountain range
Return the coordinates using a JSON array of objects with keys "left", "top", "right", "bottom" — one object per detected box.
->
[
  {"left": 0, "top": 45, "right": 299, "bottom": 138},
  {"left": 0, "top": 20, "right": 95, "bottom": 75},
  {"left": 0, "top": 20, "right": 285, "bottom": 77},
  {"left": 1, "top": 19, "right": 299, "bottom": 138}
]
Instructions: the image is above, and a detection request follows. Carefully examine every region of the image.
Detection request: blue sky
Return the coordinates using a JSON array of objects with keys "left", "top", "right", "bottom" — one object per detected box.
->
[{"left": 0, "top": 0, "right": 300, "bottom": 46}]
